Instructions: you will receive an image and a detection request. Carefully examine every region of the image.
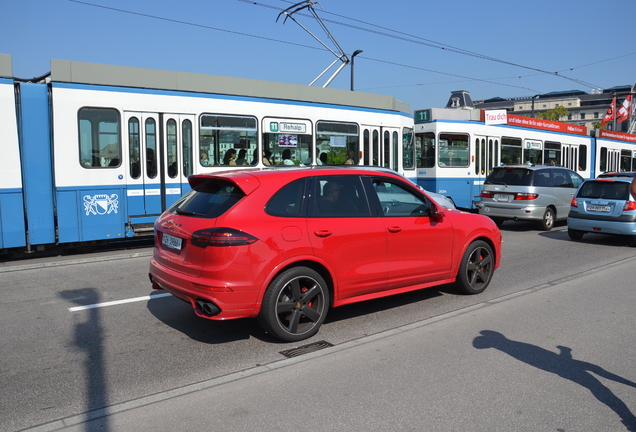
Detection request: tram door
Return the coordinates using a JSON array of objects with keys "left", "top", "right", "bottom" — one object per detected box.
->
[
  {"left": 124, "top": 112, "right": 195, "bottom": 219},
  {"left": 362, "top": 126, "right": 381, "bottom": 166},
  {"left": 561, "top": 145, "right": 578, "bottom": 171},
  {"left": 605, "top": 149, "right": 621, "bottom": 172},
  {"left": 474, "top": 135, "right": 499, "bottom": 198}
]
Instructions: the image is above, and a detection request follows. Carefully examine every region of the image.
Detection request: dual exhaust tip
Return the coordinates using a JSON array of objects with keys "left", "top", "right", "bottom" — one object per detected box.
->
[{"left": 195, "top": 299, "right": 221, "bottom": 317}]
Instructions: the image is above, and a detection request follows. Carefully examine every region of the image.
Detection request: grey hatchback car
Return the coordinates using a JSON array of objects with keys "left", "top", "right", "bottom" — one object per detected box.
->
[
  {"left": 478, "top": 165, "right": 584, "bottom": 230},
  {"left": 567, "top": 177, "right": 636, "bottom": 244}
]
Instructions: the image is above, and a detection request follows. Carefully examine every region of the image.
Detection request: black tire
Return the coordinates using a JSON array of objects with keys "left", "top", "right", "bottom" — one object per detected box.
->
[
  {"left": 454, "top": 240, "right": 494, "bottom": 295},
  {"left": 258, "top": 266, "right": 329, "bottom": 342},
  {"left": 537, "top": 207, "right": 555, "bottom": 231},
  {"left": 568, "top": 228, "right": 584, "bottom": 240}
]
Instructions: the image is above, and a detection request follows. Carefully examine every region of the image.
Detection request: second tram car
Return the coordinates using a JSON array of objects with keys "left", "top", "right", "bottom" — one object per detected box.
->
[{"left": 410, "top": 108, "right": 636, "bottom": 210}]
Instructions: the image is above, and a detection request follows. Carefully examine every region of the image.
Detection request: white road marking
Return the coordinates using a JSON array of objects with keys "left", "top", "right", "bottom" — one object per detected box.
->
[{"left": 68, "top": 292, "right": 172, "bottom": 312}]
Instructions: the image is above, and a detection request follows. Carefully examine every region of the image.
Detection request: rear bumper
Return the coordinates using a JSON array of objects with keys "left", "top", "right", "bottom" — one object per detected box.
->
[
  {"left": 567, "top": 217, "right": 636, "bottom": 236},
  {"left": 477, "top": 202, "right": 545, "bottom": 221},
  {"left": 149, "top": 257, "right": 260, "bottom": 320}
]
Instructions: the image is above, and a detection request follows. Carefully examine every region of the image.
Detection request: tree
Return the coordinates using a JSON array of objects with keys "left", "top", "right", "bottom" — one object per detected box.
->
[{"left": 537, "top": 106, "right": 570, "bottom": 121}]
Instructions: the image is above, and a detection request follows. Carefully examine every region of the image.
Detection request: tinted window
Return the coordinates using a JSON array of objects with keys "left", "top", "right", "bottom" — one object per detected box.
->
[
  {"left": 553, "top": 169, "right": 573, "bottom": 188},
  {"left": 311, "top": 175, "right": 371, "bottom": 218},
  {"left": 169, "top": 180, "right": 244, "bottom": 218},
  {"left": 533, "top": 170, "right": 553, "bottom": 187},
  {"left": 578, "top": 181, "right": 630, "bottom": 200},
  {"left": 371, "top": 178, "right": 431, "bottom": 217},
  {"left": 267, "top": 179, "right": 307, "bottom": 217},
  {"left": 485, "top": 168, "right": 533, "bottom": 186},
  {"left": 566, "top": 170, "right": 584, "bottom": 188}
]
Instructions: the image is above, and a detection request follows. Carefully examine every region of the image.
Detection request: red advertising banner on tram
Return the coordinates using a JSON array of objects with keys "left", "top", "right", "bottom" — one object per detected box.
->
[
  {"left": 479, "top": 111, "right": 588, "bottom": 136},
  {"left": 598, "top": 129, "right": 636, "bottom": 143}
]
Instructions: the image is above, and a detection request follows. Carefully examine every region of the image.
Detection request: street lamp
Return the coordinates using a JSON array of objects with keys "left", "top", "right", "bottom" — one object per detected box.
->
[{"left": 350, "top": 50, "right": 363, "bottom": 91}]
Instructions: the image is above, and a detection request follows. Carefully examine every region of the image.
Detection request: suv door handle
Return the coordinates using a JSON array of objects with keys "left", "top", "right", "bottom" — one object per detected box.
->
[
  {"left": 314, "top": 230, "right": 332, "bottom": 237},
  {"left": 387, "top": 226, "right": 402, "bottom": 233}
]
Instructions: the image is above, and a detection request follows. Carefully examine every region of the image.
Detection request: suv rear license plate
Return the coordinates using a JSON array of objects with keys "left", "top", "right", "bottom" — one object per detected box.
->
[
  {"left": 494, "top": 194, "right": 511, "bottom": 202},
  {"left": 587, "top": 205, "right": 611, "bottom": 212},
  {"left": 162, "top": 233, "right": 182, "bottom": 251}
]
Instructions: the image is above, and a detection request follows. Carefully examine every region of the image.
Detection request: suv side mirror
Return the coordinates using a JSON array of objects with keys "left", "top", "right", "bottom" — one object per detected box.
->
[{"left": 430, "top": 203, "right": 445, "bottom": 221}]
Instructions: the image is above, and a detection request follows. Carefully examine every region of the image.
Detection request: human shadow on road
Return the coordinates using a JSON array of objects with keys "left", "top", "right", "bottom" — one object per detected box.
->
[
  {"left": 58, "top": 288, "right": 110, "bottom": 432},
  {"left": 473, "top": 330, "right": 636, "bottom": 431}
]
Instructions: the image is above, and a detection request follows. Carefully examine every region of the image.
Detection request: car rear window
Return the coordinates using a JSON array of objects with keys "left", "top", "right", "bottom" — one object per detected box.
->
[
  {"left": 578, "top": 181, "right": 631, "bottom": 200},
  {"left": 484, "top": 168, "right": 533, "bottom": 186},
  {"left": 168, "top": 179, "right": 245, "bottom": 218}
]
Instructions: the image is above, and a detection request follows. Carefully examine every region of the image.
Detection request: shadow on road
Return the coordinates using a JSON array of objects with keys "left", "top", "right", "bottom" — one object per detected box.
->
[
  {"left": 473, "top": 330, "right": 636, "bottom": 431},
  {"left": 58, "top": 288, "right": 110, "bottom": 432},
  {"left": 146, "top": 293, "right": 260, "bottom": 343},
  {"left": 146, "top": 285, "right": 448, "bottom": 345}
]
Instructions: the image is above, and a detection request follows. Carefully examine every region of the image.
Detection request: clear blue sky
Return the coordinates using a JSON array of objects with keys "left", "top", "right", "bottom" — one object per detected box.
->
[{"left": 1, "top": 0, "right": 635, "bottom": 111}]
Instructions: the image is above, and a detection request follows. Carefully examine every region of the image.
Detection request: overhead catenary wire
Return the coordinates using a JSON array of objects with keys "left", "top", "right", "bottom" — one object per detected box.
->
[{"left": 68, "top": 0, "right": 632, "bottom": 95}]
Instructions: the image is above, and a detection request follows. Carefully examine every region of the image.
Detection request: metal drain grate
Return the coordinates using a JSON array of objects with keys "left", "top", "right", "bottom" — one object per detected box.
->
[{"left": 280, "top": 340, "right": 334, "bottom": 358}]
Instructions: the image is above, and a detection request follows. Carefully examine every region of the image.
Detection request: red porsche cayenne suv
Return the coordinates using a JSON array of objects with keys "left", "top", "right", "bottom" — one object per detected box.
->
[{"left": 149, "top": 167, "right": 502, "bottom": 341}]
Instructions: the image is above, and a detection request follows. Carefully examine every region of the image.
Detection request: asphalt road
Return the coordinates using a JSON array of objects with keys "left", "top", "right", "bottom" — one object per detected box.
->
[{"left": 1, "top": 221, "right": 635, "bottom": 431}]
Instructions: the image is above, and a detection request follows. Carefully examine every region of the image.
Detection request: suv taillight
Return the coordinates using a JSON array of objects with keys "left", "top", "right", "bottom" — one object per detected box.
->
[
  {"left": 571, "top": 197, "right": 578, "bottom": 208},
  {"left": 514, "top": 193, "right": 539, "bottom": 200},
  {"left": 624, "top": 201, "right": 636, "bottom": 211},
  {"left": 191, "top": 228, "right": 258, "bottom": 248},
  {"left": 480, "top": 191, "right": 493, "bottom": 198}
]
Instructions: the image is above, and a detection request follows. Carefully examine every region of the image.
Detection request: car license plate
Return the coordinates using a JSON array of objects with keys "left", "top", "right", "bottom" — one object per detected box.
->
[
  {"left": 494, "top": 194, "right": 511, "bottom": 202},
  {"left": 587, "top": 204, "right": 611, "bottom": 212},
  {"left": 162, "top": 233, "right": 182, "bottom": 251}
]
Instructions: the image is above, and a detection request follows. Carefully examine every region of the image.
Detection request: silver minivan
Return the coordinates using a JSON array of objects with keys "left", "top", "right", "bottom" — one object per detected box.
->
[{"left": 477, "top": 165, "right": 584, "bottom": 230}]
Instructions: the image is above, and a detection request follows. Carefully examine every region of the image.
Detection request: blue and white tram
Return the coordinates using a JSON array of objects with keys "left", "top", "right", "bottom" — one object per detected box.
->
[
  {"left": 594, "top": 129, "right": 636, "bottom": 174},
  {"left": 410, "top": 108, "right": 594, "bottom": 209},
  {"left": 1, "top": 55, "right": 412, "bottom": 255}
]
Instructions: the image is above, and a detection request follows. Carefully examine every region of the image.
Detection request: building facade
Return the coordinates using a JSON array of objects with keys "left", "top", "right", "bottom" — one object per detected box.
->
[{"left": 470, "top": 85, "right": 633, "bottom": 134}]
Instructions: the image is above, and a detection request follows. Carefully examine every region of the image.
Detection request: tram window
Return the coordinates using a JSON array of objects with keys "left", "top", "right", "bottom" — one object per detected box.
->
[
  {"left": 501, "top": 137, "right": 522, "bottom": 165},
  {"left": 128, "top": 117, "right": 141, "bottom": 179},
  {"left": 523, "top": 148, "right": 543, "bottom": 166},
  {"left": 79, "top": 107, "right": 121, "bottom": 168},
  {"left": 402, "top": 127, "right": 414, "bottom": 170},
  {"left": 363, "top": 130, "right": 370, "bottom": 165},
  {"left": 438, "top": 133, "right": 468, "bottom": 167},
  {"left": 199, "top": 114, "right": 257, "bottom": 166},
  {"left": 373, "top": 130, "right": 379, "bottom": 166},
  {"left": 263, "top": 133, "right": 312, "bottom": 166},
  {"left": 578, "top": 145, "right": 587, "bottom": 171},
  {"left": 145, "top": 118, "right": 157, "bottom": 179},
  {"left": 544, "top": 141, "right": 561, "bottom": 166},
  {"left": 416, "top": 133, "right": 435, "bottom": 168},
  {"left": 182, "top": 119, "right": 193, "bottom": 177},
  {"left": 474, "top": 137, "right": 481, "bottom": 175},
  {"left": 620, "top": 150, "right": 632, "bottom": 172},
  {"left": 316, "top": 121, "right": 359, "bottom": 165},
  {"left": 167, "top": 118, "right": 178, "bottom": 179},
  {"left": 383, "top": 130, "right": 390, "bottom": 168},
  {"left": 599, "top": 147, "right": 608, "bottom": 172},
  {"left": 392, "top": 131, "right": 399, "bottom": 171}
]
